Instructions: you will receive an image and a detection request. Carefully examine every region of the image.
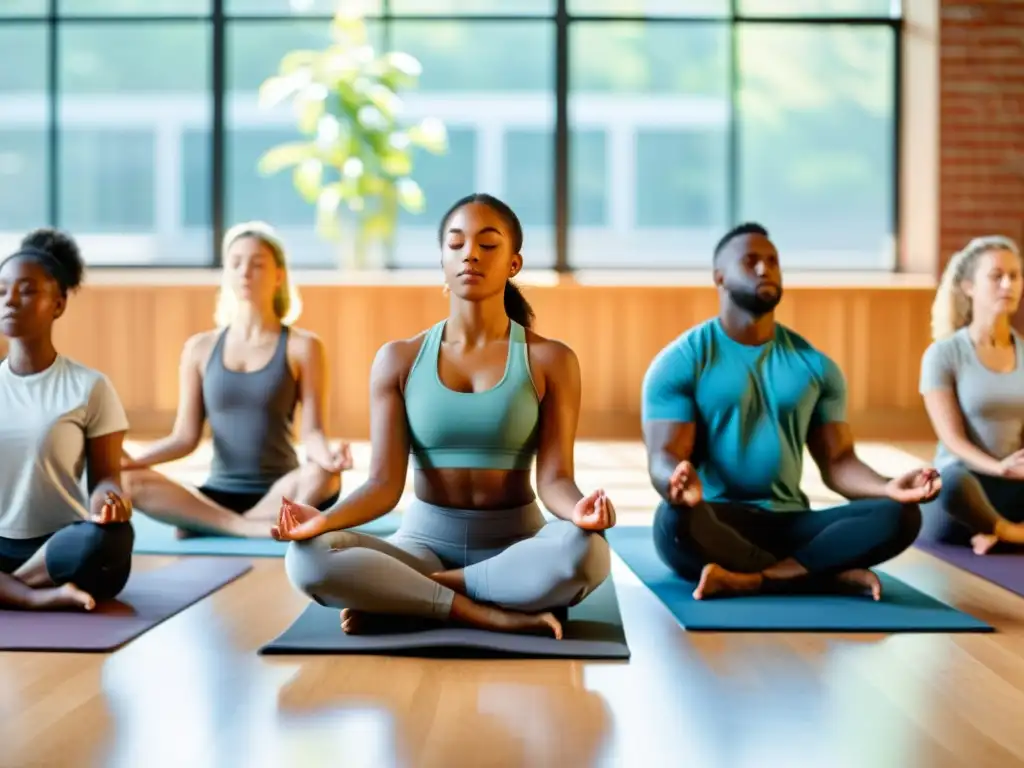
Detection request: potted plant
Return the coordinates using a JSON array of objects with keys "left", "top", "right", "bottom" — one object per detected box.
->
[{"left": 257, "top": 8, "right": 448, "bottom": 269}]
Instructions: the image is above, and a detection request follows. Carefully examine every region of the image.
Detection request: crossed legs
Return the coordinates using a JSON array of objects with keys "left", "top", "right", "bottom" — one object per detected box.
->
[
  {"left": 920, "top": 461, "right": 1024, "bottom": 553},
  {"left": 653, "top": 498, "right": 922, "bottom": 599},
  {"left": 285, "top": 519, "right": 610, "bottom": 637},
  {"left": 123, "top": 462, "right": 341, "bottom": 538},
  {"left": 0, "top": 521, "right": 134, "bottom": 610}
]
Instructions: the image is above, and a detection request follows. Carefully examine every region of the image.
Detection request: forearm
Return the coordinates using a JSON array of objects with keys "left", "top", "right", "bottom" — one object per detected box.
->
[
  {"left": 302, "top": 430, "right": 334, "bottom": 466},
  {"left": 822, "top": 454, "right": 892, "bottom": 500},
  {"left": 316, "top": 480, "right": 399, "bottom": 533},
  {"left": 649, "top": 449, "right": 683, "bottom": 503},
  {"left": 538, "top": 477, "right": 584, "bottom": 521},
  {"left": 943, "top": 437, "right": 1004, "bottom": 477},
  {"left": 126, "top": 436, "right": 195, "bottom": 468}
]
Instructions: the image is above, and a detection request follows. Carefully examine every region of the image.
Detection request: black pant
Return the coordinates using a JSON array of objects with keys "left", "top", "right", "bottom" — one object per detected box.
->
[
  {"left": 920, "top": 462, "right": 1024, "bottom": 545},
  {"left": 198, "top": 485, "right": 340, "bottom": 514},
  {"left": 653, "top": 498, "right": 922, "bottom": 581},
  {"left": 0, "top": 521, "right": 134, "bottom": 600}
]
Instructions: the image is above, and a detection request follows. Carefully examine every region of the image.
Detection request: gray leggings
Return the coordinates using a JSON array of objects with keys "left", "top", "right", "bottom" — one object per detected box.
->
[{"left": 284, "top": 499, "right": 611, "bottom": 619}]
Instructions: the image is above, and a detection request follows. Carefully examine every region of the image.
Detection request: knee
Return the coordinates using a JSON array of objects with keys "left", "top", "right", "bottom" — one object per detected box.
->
[
  {"left": 47, "top": 522, "right": 134, "bottom": 600},
  {"left": 554, "top": 523, "right": 611, "bottom": 594},
  {"left": 879, "top": 499, "right": 922, "bottom": 548},
  {"left": 283, "top": 531, "right": 358, "bottom": 603}
]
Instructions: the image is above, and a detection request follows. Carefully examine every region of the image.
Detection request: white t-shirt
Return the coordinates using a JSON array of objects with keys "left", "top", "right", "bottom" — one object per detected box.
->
[{"left": 0, "top": 356, "right": 129, "bottom": 539}]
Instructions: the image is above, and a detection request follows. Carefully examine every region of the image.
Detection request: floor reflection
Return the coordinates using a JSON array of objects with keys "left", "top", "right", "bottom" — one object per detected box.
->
[{"left": 269, "top": 658, "right": 612, "bottom": 768}]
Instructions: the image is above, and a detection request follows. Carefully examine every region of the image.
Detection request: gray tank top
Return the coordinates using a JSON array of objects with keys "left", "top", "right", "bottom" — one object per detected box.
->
[
  {"left": 919, "top": 327, "right": 1024, "bottom": 470},
  {"left": 202, "top": 326, "right": 300, "bottom": 493}
]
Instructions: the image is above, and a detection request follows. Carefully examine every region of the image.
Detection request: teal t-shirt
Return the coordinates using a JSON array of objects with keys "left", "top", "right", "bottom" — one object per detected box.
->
[{"left": 641, "top": 319, "right": 848, "bottom": 512}]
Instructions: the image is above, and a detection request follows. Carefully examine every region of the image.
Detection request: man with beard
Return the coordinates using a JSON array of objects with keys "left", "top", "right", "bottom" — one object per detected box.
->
[{"left": 640, "top": 223, "right": 940, "bottom": 600}]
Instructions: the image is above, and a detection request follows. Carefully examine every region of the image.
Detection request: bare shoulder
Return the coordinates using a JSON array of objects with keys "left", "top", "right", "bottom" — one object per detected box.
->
[
  {"left": 182, "top": 330, "right": 220, "bottom": 369},
  {"left": 524, "top": 329, "right": 579, "bottom": 375},
  {"left": 286, "top": 326, "right": 326, "bottom": 360},
  {"left": 373, "top": 330, "right": 431, "bottom": 388}
]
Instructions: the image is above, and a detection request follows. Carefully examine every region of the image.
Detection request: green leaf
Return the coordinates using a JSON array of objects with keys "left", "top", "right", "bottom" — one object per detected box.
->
[
  {"left": 381, "top": 148, "right": 412, "bottom": 177},
  {"left": 294, "top": 159, "right": 324, "bottom": 203},
  {"left": 365, "top": 83, "right": 401, "bottom": 120},
  {"left": 383, "top": 51, "right": 423, "bottom": 79},
  {"left": 396, "top": 178, "right": 425, "bottom": 213},
  {"left": 331, "top": 13, "right": 368, "bottom": 47},
  {"left": 316, "top": 184, "right": 343, "bottom": 240},
  {"left": 258, "top": 142, "right": 317, "bottom": 175},
  {"left": 295, "top": 96, "right": 326, "bottom": 134},
  {"left": 258, "top": 73, "right": 308, "bottom": 109},
  {"left": 408, "top": 117, "right": 448, "bottom": 154},
  {"left": 279, "top": 50, "right": 320, "bottom": 75}
]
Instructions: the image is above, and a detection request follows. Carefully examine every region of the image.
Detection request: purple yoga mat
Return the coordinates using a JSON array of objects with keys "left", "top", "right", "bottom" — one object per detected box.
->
[
  {"left": 917, "top": 542, "right": 1024, "bottom": 598},
  {"left": 0, "top": 557, "right": 252, "bottom": 652}
]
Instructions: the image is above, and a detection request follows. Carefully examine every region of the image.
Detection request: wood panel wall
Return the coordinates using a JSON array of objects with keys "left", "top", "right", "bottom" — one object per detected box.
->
[{"left": 0, "top": 282, "right": 938, "bottom": 442}]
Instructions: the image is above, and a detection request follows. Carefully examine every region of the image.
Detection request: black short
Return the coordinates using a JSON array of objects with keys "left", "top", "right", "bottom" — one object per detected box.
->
[{"left": 197, "top": 486, "right": 339, "bottom": 515}]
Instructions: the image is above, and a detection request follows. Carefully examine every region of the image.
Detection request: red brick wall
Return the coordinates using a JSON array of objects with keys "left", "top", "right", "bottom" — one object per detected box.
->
[{"left": 939, "top": 0, "right": 1024, "bottom": 276}]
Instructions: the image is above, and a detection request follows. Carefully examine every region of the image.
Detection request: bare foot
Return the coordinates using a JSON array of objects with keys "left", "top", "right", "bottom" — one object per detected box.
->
[
  {"left": 835, "top": 568, "right": 882, "bottom": 600},
  {"left": 338, "top": 609, "right": 442, "bottom": 635},
  {"left": 693, "top": 564, "right": 763, "bottom": 600},
  {"left": 340, "top": 608, "right": 367, "bottom": 634},
  {"left": 972, "top": 533, "right": 1000, "bottom": 555},
  {"left": 29, "top": 583, "right": 96, "bottom": 611},
  {"left": 448, "top": 595, "right": 563, "bottom": 639},
  {"left": 485, "top": 606, "right": 563, "bottom": 639}
]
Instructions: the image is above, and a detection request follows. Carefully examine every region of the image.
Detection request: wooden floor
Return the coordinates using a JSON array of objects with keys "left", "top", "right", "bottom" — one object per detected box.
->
[{"left": 4, "top": 441, "right": 1024, "bottom": 768}]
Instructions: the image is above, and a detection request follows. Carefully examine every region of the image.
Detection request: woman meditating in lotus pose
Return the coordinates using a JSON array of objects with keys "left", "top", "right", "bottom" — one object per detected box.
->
[
  {"left": 919, "top": 236, "right": 1024, "bottom": 554},
  {"left": 122, "top": 222, "right": 350, "bottom": 539},
  {"left": 272, "top": 194, "right": 613, "bottom": 639},
  {"left": 0, "top": 229, "right": 133, "bottom": 611}
]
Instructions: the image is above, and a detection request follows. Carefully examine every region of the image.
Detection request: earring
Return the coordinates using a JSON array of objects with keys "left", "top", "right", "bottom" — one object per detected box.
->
[{"left": 442, "top": 283, "right": 450, "bottom": 296}]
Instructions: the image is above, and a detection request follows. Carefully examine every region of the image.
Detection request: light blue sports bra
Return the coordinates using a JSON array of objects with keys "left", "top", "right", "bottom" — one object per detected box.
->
[{"left": 404, "top": 320, "right": 540, "bottom": 471}]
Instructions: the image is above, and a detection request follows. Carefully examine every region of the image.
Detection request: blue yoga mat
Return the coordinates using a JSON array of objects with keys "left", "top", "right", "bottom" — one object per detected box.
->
[
  {"left": 131, "top": 513, "right": 401, "bottom": 557},
  {"left": 607, "top": 526, "right": 992, "bottom": 633}
]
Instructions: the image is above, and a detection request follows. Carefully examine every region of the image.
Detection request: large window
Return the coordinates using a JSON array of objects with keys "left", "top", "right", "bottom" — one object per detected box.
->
[
  {"left": 2, "top": 2, "right": 901, "bottom": 271},
  {"left": 0, "top": 23, "right": 48, "bottom": 256}
]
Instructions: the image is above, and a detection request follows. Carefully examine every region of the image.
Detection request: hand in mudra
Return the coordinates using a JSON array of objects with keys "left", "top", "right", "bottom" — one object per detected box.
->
[
  {"left": 90, "top": 489, "right": 132, "bottom": 524},
  {"left": 317, "top": 442, "right": 354, "bottom": 475},
  {"left": 668, "top": 460, "right": 702, "bottom": 507},
  {"left": 885, "top": 467, "right": 941, "bottom": 504},
  {"left": 572, "top": 489, "right": 616, "bottom": 531},
  {"left": 998, "top": 449, "right": 1024, "bottom": 480},
  {"left": 270, "top": 497, "right": 323, "bottom": 541}
]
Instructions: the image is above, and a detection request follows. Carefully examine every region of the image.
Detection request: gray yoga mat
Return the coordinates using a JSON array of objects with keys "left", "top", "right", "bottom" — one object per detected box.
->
[
  {"left": 0, "top": 557, "right": 252, "bottom": 652},
  {"left": 259, "top": 577, "right": 630, "bottom": 659}
]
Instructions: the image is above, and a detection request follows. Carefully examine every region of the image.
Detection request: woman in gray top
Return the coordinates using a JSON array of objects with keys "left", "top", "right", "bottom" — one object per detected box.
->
[
  {"left": 919, "top": 235, "right": 1024, "bottom": 554},
  {"left": 122, "top": 222, "right": 351, "bottom": 538}
]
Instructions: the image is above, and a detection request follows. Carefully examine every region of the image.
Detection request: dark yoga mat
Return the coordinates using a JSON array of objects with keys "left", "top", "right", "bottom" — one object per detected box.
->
[
  {"left": 131, "top": 513, "right": 400, "bottom": 557},
  {"left": 259, "top": 577, "right": 630, "bottom": 659},
  {"left": 0, "top": 557, "right": 252, "bottom": 652},
  {"left": 918, "top": 541, "right": 1024, "bottom": 598},
  {"left": 607, "top": 526, "right": 991, "bottom": 633}
]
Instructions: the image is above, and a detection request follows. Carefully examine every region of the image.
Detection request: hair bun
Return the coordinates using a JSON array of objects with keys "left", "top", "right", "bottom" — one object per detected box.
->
[{"left": 20, "top": 227, "right": 85, "bottom": 292}]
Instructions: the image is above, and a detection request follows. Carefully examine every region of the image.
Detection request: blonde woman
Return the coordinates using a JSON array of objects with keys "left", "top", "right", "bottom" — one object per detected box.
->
[
  {"left": 123, "top": 222, "right": 350, "bottom": 538},
  {"left": 919, "top": 235, "right": 1024, "bottom": 554}
]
